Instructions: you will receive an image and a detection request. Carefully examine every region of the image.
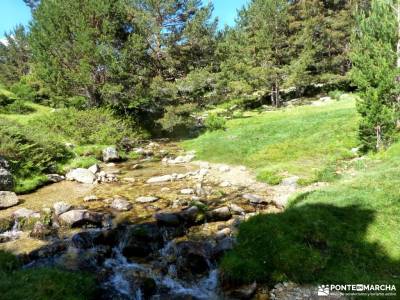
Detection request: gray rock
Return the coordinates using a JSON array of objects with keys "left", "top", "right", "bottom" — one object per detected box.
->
[
  {"left": 102, "top": 147, "right": 120, "bottom": 162},
  {"left": 180, "top": 188, "right": 194, "bottom": 195},
  {"left": 58, "top": 209, "right": 105, "bottom": 227},
  {"left": 66, "top": 168, "right": 96, "bottom": 184},
  {"left": 154, "top": 212, "right": 180, "bottom": 226},
  {"left": 30, "top": 221, "right": 52, "bottom": 239},
  {"left": 88, "top": 164, "right": 100, "bottom": 174},
  {"left": 208, "top": 206, "right": 232, "bottom": 221},
  {"left": 165, "top": 154, "right": 195, "bottom": 164},
  {"left": 179, "top": 206, "right": 199, "bottom": 223},
  {"left": 0, "top": 191, "right": 19, "bottom": 209},
  {"left": 111, "top": 197, "right": 132, "bottom": 211},
  {"left": 13, "top": 208, "right": 40, "bottom": 219},
  {"left": 0, "top": 157, "right": 10, "bottom": 169},
  {"left": 136, "top": 196, "right": 159, "bottom": 203},
  {"left": 0, "top": 168, "right": 14, "bottom": 191},
  {"left": 83, "top": 195, "right": 98, "bottom": 202},
  {"left": 228, "top": 203, "right": 245, "bottom": 215},
  {"left": 46, "top": 174, "right": 65, "bottom": 183},
  {"left": 53, "top": 202, "right": 72, "bottom": 216},
  {"left": 146, "top": 175, "right": 174, "bottom": 183},
  {"left": 243, "top": 193, "right": 268, "bottom": 204},
  {"left": 215, "top": 228, "right": 231, "bottom": 240}
]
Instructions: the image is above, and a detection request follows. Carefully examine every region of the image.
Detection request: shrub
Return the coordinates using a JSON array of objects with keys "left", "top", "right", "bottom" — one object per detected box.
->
[
  {"left": 28, "top": 107, "right": 144, "bottom": 145},
  {"left": 0, "top": 119, "right": 72, "bottom": 180},
  {"left": 204, "top": 114, "right": 226, "bottom": 131},
  {"left": 0, "top": 100, "right": 36, "bottom": 114},
  {"left": 10, "top": 82, "right": 37, "bottom": 102},
  {"left": 328, "top": 90, "right": 344, "bottom": 101}
]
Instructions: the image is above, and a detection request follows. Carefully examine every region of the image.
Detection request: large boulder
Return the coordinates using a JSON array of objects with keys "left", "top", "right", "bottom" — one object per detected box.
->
[
  {"left": 207, "top": 206, "right": 232, "bottom": 221},
  {"left": 0, "top": 191, "right": 19, "bottom": 209},
  {"left": 66, "top": 168, "right": 96, "bottom": 184},
  {"left": 102, "top": 147, "right": 120, "bottom": 163},
  {"left": 58, "top": 209, "right": 108, "bottom": 228},
  {"left": 154, "top": 212, "right": 180, "bottom": 226}
]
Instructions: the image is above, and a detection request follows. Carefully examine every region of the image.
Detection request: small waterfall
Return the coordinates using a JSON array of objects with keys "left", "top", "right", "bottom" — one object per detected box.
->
[
  {"left": 102, "top": 236, "right": 220, "bottom": 300},
  {"left": 0, "top": 219, "right": 23, "bottom": 241}
]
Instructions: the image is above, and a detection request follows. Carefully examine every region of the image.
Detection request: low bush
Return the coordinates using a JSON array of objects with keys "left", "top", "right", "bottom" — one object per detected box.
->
[
  {"left": 204, "top": 114, "right": 226, "bottom": 131},
  {"left": 0, "top": 119, "right": 72, "bottom": 180},
  {"left": 28, "top": 107, "right": 143, "bottom": 145},
  {"left": 158, "top": 103, "right": 198, "bottom": 135},
  {"left": 0, "top": 99, "right": 36, "bottom": 114}
]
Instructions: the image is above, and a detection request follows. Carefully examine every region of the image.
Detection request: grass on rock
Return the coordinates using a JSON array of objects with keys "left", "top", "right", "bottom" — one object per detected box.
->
[{"left": 183, "top": 96, "right": 359, "bottom": 185}]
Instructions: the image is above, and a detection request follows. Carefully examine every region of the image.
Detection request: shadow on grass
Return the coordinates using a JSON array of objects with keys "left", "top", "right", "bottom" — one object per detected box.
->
[{"left": 221, "top": 204, "right": 400, "bottom": 287}]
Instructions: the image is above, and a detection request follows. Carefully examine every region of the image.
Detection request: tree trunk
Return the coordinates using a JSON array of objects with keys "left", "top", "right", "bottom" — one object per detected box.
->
[
  {"left": 376, "top": 125, "right": 382, "bottom": 150},
  {"left": 276, "top": 80, "right": 280, "bottom": 108}
]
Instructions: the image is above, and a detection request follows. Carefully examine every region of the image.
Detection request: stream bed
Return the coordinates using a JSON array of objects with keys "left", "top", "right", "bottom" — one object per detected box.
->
[{"left": 0, "top": 142, "right": 280, "bottom": 299}]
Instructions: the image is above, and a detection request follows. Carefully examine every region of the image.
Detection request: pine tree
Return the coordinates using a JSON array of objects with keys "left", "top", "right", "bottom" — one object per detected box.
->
[
  {"left": 30, "top": 0, "right": 150, "bottom": 108},
  {"left": 351, "top": 0, "right": 399, "bottom": 151},
  {"left": 0, "top": 25, "right": 31, "bottom": 86}
]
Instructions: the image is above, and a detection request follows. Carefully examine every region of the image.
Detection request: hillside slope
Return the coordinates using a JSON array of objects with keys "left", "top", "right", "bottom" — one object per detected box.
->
[{"left": 184, "top": 96, "right": 359, "bottom": 184}]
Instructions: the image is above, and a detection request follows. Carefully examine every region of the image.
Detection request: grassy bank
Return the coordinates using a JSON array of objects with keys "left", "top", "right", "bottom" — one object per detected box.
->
[
  {"left": 183, "top": 96, "right": 359, "bottom": 185},
  {"left": 221, "top": 143, "right": 400, "bottom": 287},
  {"left": 0, "top": 250, "right": 96, "bottom": 300},
  {"left": 0, "top": 97, "right": 145, "bottom": 193}
]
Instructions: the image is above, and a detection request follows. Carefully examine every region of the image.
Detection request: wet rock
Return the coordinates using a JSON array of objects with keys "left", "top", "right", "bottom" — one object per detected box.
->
[
  {"left": 58, "top": 209, "right": 107, "bottom": 228},
  {"left": 175, "top": 241, "right": 213, "bottom": 278},
  {"left": 102, "top": 146, "right": 120, "bottom": 162},
  {"left": 46, "top": 174, "right": 65, "bottom": 183},
  {"left": 136, "top": 196, "right": 159, "bottom": 203},
  {"left": 215, "top": 228, "right": 231, "bottom": 240},
  {"left": 180, "top": 188, "right": 194, "bottom": 195},
  {"left": 60, "top": 246, "right": 111, "bottom": 272},
  {"left": 179, "top": 206, "right": 200, "bottom": 224},
  {"left": 53, "top": 201, "right": 72, "bottom": 216},
  {"left": 84, "top": 195, "right": 98, "bottom": 202},
  {"left": 146, "top": 174, "right": 174, "bottom": 183},
  {"left": 30, "top": 221, "right": 53, "bottom": 239},
  {"left": 226, "top": 282, "right": 257, "bottom": 299},
  {"left": 72, "top": 230, "right": 118, "bottom": 249},
  {"left": 154, "top": 212, "right": 180, "bottom": 226},
  {"left": 122, "top": 224, "right": 163, "bottom": 258},
  {"left": 208, "top": 206, "right": 232, "bottom": 221},
  {"left": 111, "top": 197, "right": 132, "bottom": 211},
  {"left": 88, "top": 164, "right": 100, "bottom": 174},
  {"left": 214, "top": 236, "right": 234, "bottom": 258},
  {"left": 66, "top": 168, "right": 96, "bottom": 184},
  {"left": 228, "top": 203, "right": 245, "bottom": 215},
  {"left": 0, "top": 191, "right": 19, "bottom": 209},
  {"left": 243, "top": 193, "right": 269, "bottom": 204}
]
